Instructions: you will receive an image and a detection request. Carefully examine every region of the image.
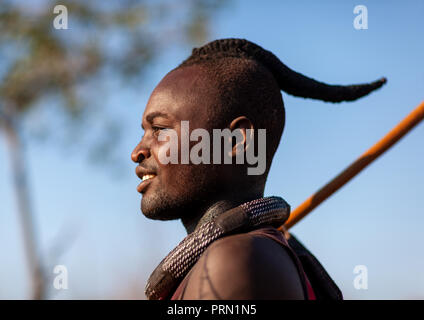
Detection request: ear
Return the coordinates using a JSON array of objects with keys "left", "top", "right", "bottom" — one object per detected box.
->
[{"left": 228, "top": 116, "right": 254, "bottom": 158}]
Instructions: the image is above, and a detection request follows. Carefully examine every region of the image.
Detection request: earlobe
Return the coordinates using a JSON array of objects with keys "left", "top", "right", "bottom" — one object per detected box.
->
[{"left": 229, "top": 116, "right": 254, "bottom": 157}]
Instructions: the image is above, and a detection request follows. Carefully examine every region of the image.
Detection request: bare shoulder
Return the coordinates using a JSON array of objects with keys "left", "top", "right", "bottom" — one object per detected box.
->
[{"left": 180, "top": 231, "right": 305, "bottom": 300}]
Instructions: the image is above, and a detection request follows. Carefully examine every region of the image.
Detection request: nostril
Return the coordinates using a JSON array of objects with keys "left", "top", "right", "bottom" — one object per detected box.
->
[
  {"left": 131, "top": 150, "right": 143, "bottom": 163},
  {"left": 132, "top": 147, "right": 150, "bottom": 163},
  {"left": 137, "top": 153, "right": 145, "bottom": 163}
]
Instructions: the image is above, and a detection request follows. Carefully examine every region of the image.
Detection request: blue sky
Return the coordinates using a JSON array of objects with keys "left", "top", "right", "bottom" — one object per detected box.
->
[{"left": 1, "top": 0, "right": 423, "bottom": 299}]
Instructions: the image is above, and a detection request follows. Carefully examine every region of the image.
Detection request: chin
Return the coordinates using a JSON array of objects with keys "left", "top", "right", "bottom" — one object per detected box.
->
[
  {"left": 141, "top": 185, "right": 208, "bottom": 221},
  {"left": 141, "top": 192, "right": 182, "bottom": 221}
]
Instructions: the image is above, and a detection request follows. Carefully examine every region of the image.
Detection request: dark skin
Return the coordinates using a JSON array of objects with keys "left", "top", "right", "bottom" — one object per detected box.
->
[
  {"left": 179, "top": 233, "right": 304, "bottom": 299},
  {"left": 131, "top": 65, "right": 304, "bottom": 299}
]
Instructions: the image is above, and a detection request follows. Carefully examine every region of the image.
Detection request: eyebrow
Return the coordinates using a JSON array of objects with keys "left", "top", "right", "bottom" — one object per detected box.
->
[{"left": 142, "top": 111, "right": 169, "bottom": 129}]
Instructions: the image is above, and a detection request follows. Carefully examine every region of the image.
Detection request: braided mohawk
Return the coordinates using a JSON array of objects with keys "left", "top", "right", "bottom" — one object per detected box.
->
[
  {"left": 179, "top": 38, "right": 386, "bottom": 103},
  {"left": 171, "top": 38, "right": 386, "bottom": 178}
]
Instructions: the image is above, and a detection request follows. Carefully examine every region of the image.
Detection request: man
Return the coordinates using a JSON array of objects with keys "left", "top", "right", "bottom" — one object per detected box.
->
[{"left": 131, "top": 39, "right": 385, "bottom": 300}]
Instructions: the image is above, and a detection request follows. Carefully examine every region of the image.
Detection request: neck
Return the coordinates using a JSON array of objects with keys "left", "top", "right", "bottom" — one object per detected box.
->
[{"left": 181, "top": 191, "right": 263, "bottom": 234}]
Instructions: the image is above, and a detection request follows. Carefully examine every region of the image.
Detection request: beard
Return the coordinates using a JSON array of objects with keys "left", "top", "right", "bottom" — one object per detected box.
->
[{"left": 141, "top": 164, "right": 221, "bottom": 221}]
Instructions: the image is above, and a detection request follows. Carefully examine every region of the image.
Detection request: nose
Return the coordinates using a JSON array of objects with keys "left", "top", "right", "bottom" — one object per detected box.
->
[{"left": 131, "top": 142, "right": 151, "bottom": 163}]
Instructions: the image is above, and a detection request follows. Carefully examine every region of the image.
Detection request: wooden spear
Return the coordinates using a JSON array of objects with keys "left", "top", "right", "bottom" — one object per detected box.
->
[{"left": 280, "top": 101, "right": 424, "bottom": 231}]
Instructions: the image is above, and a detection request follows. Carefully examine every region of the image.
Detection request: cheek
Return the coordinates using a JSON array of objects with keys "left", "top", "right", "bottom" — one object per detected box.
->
[
  {"left": 150, "top": 138, "right": 178, "bottom": 171},
  {"left": 149, "top": 131, "right": 215, "bottom": 194},
  {"left": 149, "top": 141, "right": 187, "bottom": 190}
]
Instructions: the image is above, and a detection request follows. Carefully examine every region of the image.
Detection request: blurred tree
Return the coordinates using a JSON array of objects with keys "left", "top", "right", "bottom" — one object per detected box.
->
[{"left": 0, "top": 0, "right": 226, "bottom": 299}]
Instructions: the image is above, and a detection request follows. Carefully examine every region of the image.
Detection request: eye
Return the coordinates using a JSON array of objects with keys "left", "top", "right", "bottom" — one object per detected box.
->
[
  {"left": 152, "top": 126, "right": 167, "bottom": 132},
  {"left": 152, "top": 126, "right": 168, "bottom": 137}
]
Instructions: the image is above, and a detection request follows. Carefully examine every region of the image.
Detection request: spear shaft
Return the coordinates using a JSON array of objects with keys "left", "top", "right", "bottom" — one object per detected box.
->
[{"left": 280, "top": 101, "right": 424, "bottom": 231}]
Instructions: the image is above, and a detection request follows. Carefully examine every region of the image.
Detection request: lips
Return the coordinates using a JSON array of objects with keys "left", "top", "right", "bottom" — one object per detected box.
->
[{"left": 135, "top": 166, "right": 157, "bottom": 193}]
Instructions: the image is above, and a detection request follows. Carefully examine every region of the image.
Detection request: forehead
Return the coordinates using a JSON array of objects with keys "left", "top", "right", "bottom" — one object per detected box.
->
[{"left": 143, "top": 65, "right": 219, "bottom": 123}]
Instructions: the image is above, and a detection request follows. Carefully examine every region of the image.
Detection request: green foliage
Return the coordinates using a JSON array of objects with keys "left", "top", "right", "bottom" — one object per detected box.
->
[
  {"left": 0, "top": 0, "right": 224, "bottom": 118},
  {"left": 0, "top": 0, "right": 226, "bottom": 168}
]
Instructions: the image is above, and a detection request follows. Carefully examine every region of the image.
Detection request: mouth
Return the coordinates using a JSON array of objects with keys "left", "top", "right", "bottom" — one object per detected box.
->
[
  {"left": 137, "top": 174, "right": 157, "bottom": 193},
  {"left": 142, "top": 174, "right": 156, "bottom": 181},
  {"left": 136, "top": 166, "right": 157, "bottom": 193}
]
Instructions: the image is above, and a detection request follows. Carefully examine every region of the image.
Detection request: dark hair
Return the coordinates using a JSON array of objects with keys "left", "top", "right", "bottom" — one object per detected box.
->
[{"left": 176, "top": 38, "right": 386, "bottom": 176}]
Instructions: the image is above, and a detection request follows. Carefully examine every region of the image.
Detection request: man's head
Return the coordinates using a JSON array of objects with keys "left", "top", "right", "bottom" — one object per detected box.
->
[
  {"left": 130, "top": 61, "right": 277, "bottom": 221},
  {"left": 131, "top": 38, "right": 386, "bottom": 221}
]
